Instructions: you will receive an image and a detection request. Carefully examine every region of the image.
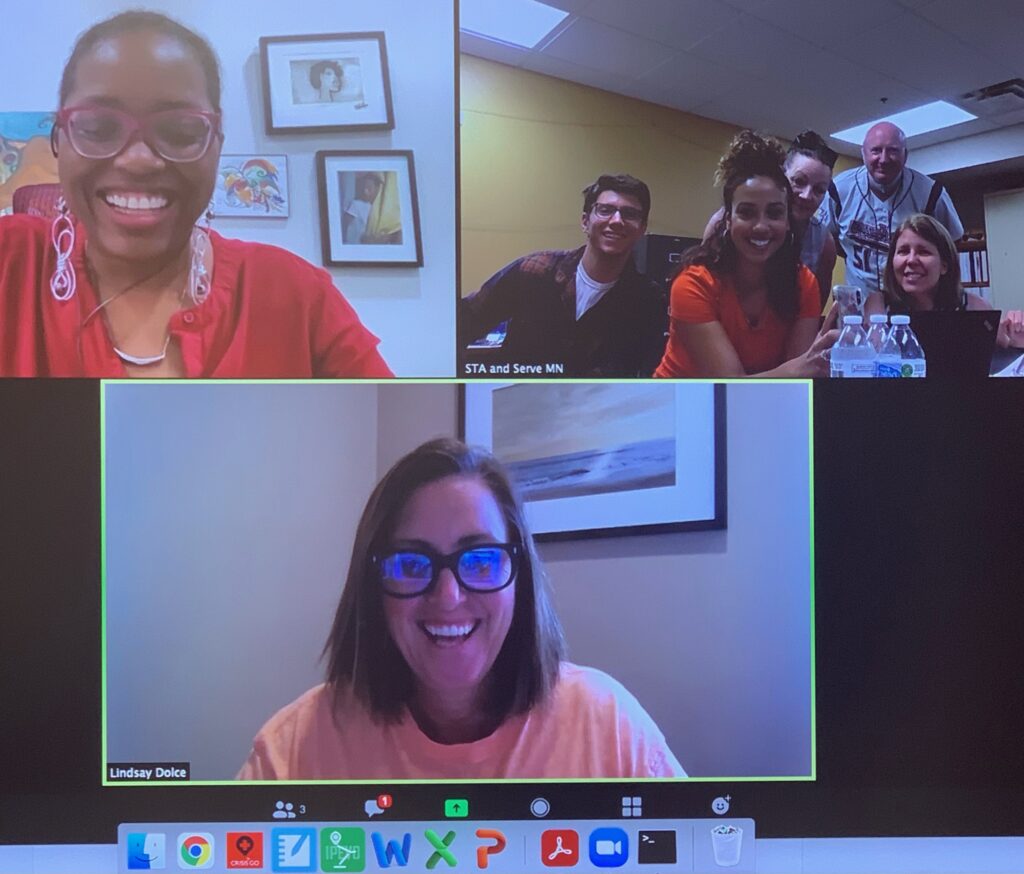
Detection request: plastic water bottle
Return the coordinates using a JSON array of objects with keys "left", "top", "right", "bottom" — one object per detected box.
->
[
  {"left": 864, "top": 314, "right": 889, "bottom": 378},
  {"left": 889, "top": 314, "right": 927, "bottom": 378},
  {"left": 830, "top": 315, "right": 875, "bottom": 378},
  {"left": 875, "top": 318, "right": 902, "bottom": 378}
]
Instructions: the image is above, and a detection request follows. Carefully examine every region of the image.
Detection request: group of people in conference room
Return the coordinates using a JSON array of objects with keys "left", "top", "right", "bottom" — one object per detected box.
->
[{"left": 460, "top": 124, "right": 1024, "bottom": 378}]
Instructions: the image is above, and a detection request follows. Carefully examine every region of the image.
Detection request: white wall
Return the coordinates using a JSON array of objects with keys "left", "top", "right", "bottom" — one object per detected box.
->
[
  {"left": 3, "top": 1, "right": 455, "bottom": 376},
  {"left": 912, "top": 124, "right": 1024, "bottom": 177},
  {"left": 984, "top": 187, "right": 1024, "bottom": 311},
  {"left": 543, "top": 383, "right": 812, "bottom": 777},
  {"left": 104, "top": 383, "right": 380, "bottom": 779},
  {"left": 104, "top": 382, "right": 812, "bottom": 780}
]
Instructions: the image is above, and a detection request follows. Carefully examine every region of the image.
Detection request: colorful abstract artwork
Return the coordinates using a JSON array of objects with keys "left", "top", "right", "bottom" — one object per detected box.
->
[
  {"left": 213, "top": 155, "right": 289, "bottom": 218},
  {"left": 0, "top": 112, "right": 58, "bottom": 215}
]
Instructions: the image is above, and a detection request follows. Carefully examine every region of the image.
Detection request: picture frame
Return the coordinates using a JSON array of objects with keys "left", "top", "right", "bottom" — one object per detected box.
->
[
  {"left": 212, "top": 154, "right": 289, "bottom": 218},
  {"left": 317, "top": 150, "right": 424, "bottom": 267},
  {"left": 0, "top": 112, "right": 57, "bottom": 215},
  {"left": 460, "top": 383, "right": 727, "bottom": 541},
  {"left": 259, "top": 32, "right": 394, "bottom": 134}
]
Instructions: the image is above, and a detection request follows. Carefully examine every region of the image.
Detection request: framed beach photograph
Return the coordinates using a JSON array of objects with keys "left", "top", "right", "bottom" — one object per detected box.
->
[
  {"left": 317, "top": 150, "right": 423, "bottom": 267},
  {"left": 461, "top": 383, "right": 727, "bottom": 541},
  {"left": 212, "top": 155, "right": 289, "bottom": 218},
  {"left": 259, "top": 32, "right": 394, "bottom": 134}
]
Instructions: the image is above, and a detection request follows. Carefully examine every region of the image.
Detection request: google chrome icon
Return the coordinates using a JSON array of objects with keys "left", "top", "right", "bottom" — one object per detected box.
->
[{"left": 177, "top": 833, "right": 214, "bottom": 869}]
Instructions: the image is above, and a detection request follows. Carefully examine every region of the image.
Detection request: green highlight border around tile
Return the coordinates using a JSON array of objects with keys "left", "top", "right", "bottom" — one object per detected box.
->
[{"left": 99, "top": 378, "right": 816, "bottom": 786}]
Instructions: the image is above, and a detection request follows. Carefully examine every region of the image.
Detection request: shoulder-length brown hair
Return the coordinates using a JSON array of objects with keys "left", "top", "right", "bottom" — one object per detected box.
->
[
  {"left": 323, "top": 437, "right": 565, "bottom": 723},
  {"left": 883, "top": 213, "right": 964, "bottom": 313}
]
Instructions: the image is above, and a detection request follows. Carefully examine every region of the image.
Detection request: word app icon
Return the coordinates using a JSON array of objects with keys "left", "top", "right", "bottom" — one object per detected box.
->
[
  {"left": 589, "top": 828, "right": 628, "bottom": 868},
  {"left": 475, "top": 829, "right": 506, "bottom": 869},
  {"left": 320, "top": 827, "right": 365, "bottom": 872},
  {"left": 227, "top": 831, "right": 264, "bottom": 869},
  {"left": 127, "top": 833, "right": 166, "bottom": 870},
  {"left": 271, "top": 827, "right": 316, "bottom": 872},
  {"left": 541, "top": 829, "right": 578, "bottom": 867},
  {"left": 371, "top": 833, "right": 411, "bottom": 868},
  {"left": 177, "top": 833, "right": 214, "bottom": 869}
]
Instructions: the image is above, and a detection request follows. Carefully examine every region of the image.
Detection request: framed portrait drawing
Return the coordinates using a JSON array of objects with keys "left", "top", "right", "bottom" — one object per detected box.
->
[
  {"left": 212, "top": 155, "right": 289, "bottom": 218},
  {"left": 461, "top": 382, "right": 727, "bottom": 541},
  {"left": 259, "top": 32, "right": 394, "bottom": 134},
  {"left": 317, "top": 150, "right": 423, "bottom": 267}
]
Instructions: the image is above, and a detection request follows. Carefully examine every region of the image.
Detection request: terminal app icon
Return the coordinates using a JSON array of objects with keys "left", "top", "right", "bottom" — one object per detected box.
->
[
  {"left": 177, "top": 833, "right": 214, "bottom": 869},
  {"left": 638, "top": 830, "right": 676, "bottom": 865},
  {"left": 541, "top": 829, "right": 578, "bottom": 867},
  {"left": 127, "top": 833, "right": 166, "bottom": 869},
  {"left": 271, "top": 827, "right": 316, "bottom": 872},
  {"left": 227, "top": 831, "right": 263, "bottom": 868},
  {"left": 588, "top": 827, "right": 629, "bottom": 868},
  {"left": 320, "top": 827, "right": 365, "bottom": 872}
]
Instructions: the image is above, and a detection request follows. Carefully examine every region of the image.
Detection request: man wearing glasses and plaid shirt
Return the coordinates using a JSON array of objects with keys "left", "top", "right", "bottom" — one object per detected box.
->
[{"left": 458, "top": 174, "right": 667, "bottom": 378}]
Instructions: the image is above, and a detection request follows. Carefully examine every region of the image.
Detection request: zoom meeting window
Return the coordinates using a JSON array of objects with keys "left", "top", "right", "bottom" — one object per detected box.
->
[{"left": 99, "top": 380, "right": 814, "bottom": 785}]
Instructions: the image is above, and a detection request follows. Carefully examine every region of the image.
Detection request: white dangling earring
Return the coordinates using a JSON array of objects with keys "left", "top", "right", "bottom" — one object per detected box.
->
[
  {"left": 50, "top": 197, "right": 77, "bottom": 301},
  {"left": 187, "top": 202, "right": 214, "bottom": 306}
]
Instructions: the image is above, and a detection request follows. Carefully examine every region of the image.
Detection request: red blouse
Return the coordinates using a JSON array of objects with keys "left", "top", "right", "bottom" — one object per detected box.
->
[{"left": 0, "top": 215, "right": 393, "bottom": 378}]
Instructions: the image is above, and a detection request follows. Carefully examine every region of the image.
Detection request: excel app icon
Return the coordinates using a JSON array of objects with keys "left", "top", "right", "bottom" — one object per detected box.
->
[{"left": 320, "top": 828, "right": 365, "bottom": 872}]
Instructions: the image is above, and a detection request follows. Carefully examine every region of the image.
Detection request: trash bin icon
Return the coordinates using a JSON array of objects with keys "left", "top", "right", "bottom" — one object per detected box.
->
[{"left": 710, "top": 825, "right": 743, "bottom": 867}]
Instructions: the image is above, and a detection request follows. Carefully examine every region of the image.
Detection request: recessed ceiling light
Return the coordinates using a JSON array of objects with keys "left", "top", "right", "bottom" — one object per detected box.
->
[
  {"left": 460, "top": 0, "right": 569, "bottom": 49},
  {"left": 831, "top": 100, "right": 977, "bottom": 144}
]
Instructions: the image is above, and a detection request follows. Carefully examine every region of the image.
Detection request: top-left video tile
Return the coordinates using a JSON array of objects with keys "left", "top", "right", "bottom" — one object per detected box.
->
[{"left": 0, "top": 0, "right": 455, "bottom": 377}]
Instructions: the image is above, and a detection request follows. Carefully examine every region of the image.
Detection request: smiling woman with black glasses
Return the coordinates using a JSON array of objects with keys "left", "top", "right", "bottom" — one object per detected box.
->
[
  {"left": 0, "top": 10, "right": 391, "bottom": 377},
  {"left": 237, "top": 438, "right": 685, "bottom": 779}
]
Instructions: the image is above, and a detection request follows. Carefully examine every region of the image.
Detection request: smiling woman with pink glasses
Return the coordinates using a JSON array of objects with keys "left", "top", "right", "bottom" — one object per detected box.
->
[
  {"left": 237, "top": 438, "right": 685, "bottom": 780},
  {"left": 0, "top": 11, "right": 391, "bottom": 377}
]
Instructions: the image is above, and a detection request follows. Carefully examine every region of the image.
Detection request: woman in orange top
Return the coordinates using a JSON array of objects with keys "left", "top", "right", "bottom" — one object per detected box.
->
[{"left": 655, "top": 131, "right": 837, "bottom": 378}]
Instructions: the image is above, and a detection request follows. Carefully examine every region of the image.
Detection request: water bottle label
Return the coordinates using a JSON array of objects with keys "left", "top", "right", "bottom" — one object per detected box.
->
[
  {"left": 900, "top": 360, "right": 926, "bottom": 378},
  {"left": 831, "top": 359, "right": 875, "bottom": 378}
]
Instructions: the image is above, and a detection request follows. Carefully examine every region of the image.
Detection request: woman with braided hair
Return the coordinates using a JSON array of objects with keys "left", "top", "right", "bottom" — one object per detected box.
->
[{"left": 655, "top": 130, "right": 837, "bottom": 378}]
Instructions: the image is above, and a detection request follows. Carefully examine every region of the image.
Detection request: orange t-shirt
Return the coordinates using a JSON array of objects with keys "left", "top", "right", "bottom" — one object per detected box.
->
[
  {"left": 236, "top": 663, "right": 686, "bottom": 780},
  {"left": 654, "top": 265, "right": 820, "bottom": 377}
]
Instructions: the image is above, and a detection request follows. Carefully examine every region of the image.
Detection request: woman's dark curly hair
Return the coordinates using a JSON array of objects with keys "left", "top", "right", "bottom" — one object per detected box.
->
[{"left": 681, "top": 130, "right": 802, "bottom": 322}]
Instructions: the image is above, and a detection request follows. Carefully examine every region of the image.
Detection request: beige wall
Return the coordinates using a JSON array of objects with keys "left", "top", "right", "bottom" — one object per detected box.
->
[
  {"left": 461, "top": 56, "right": 737, "bottom": 293},
  {"left": 460, "top": 55, "right": 853, "bottom": 295}
]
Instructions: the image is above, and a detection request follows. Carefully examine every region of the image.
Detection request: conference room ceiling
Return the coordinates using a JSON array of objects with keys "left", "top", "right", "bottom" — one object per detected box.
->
[{"left": 460, "top": 0, "right": 1024, "bottom": 156}]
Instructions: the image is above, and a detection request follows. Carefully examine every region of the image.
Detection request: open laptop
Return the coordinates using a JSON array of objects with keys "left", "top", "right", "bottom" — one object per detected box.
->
[{"left": 909, "top": 309, "right": 1002, "bottom": 377}]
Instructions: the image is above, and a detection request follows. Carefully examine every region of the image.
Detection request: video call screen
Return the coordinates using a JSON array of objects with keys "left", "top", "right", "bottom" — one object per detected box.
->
[
  {"left": 2, "top": 1, "right": 1024, "bottom": 868},
  {"left": 3, "top": 378, "right": 1024, "bottom": 848}
]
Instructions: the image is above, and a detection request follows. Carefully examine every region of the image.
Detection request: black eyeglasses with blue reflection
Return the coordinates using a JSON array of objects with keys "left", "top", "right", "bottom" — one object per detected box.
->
[{"left": 375, "top": 543, "right": 521, "bottom": 598}]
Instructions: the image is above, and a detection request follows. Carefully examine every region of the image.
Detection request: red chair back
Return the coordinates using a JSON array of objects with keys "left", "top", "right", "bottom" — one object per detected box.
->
[{"left": 12, "top": 183, "right": 64, "bottom": 219}]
